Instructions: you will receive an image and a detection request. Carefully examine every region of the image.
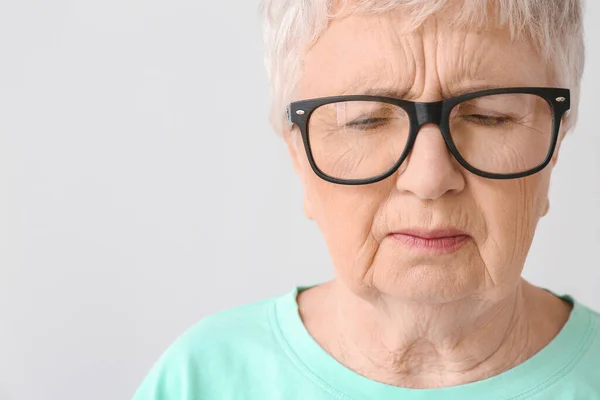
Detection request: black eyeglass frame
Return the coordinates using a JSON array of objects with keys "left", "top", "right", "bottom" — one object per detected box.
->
[{"left": 287, "top": 87, "right": 571, "bottom": 185}]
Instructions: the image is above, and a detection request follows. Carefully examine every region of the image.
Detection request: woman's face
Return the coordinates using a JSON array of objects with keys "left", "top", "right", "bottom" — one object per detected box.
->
[{"left": 287, "top": 12, "right": 564, "bottom": 303}]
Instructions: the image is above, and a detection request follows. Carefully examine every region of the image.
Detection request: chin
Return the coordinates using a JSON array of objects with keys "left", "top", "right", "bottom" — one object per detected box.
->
[{"left": 372, "top": 262, "right": 482, "bottom": 304}]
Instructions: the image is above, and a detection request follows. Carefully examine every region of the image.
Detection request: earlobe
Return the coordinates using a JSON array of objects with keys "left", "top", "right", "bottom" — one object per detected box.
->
[
  {"left": 303, "top": 195, "right": 314, "bottom": 220},
  {"left": 550, "top": 151, "right": 559, "bottom": 168},
  {"left": 540, "top": 198, "right": 550, "bottom": 217},
  {"left": 552, "top": 137, "right": 560, "bottom": 164},
  {"left": 284, "top": 128, "right": 302, "bottom": 174},
  {"left": 284, "top": 127, "right": 314, "bottom": 220},
  {"left": 551, "top": 128, "right": 567, "bottom": 167}
]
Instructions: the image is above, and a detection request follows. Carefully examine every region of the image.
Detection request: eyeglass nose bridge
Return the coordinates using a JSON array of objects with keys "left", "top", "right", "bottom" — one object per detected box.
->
[
  {"left": 403, "top": 101, "right": 459, "bottom": 168},
  {"left": 414, "top": 101, "right": 444, "bottom": 130},
  {"left": 407, "top": 101, "right": 452, "bottom": 153}
]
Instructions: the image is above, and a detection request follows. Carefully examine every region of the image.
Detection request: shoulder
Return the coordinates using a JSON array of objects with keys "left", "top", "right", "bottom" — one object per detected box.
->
[
  {"left": 574, "top": 299, "right": 600, "bottom": 353},
  {"left": 175, "top": 294, "right": 282, "bottom": 353},
  {"left": 585, "top": 303, "right": 600, "bottom": 327},
  {"left": 132, "top": 291, "right": 292, "bottom": 400},
  {"left": 562, "top": 301, "right": 600, "bottom": 393},
  {"left": 580, "top": 301, "right": 600, "bottom": 356}
]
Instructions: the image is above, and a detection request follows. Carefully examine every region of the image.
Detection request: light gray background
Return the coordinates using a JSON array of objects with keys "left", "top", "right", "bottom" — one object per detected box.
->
[{"left": 0, "top": 1, "right": 598, "bottom": 399}]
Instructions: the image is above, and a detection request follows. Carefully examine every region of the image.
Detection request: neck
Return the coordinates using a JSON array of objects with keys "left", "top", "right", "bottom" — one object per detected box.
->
[{"left": 297, "top": 280, "right": 571, "bottom": 389}]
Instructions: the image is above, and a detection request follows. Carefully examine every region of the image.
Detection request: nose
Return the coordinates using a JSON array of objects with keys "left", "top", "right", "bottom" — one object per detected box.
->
[{"left": 395, "top": 124, "right": 465, "bottom": 199}]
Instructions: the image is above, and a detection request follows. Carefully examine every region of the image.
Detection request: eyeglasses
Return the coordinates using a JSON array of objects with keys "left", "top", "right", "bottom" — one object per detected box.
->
[{"left": 287, "top": 87, "right": 570, "bottom": 185}]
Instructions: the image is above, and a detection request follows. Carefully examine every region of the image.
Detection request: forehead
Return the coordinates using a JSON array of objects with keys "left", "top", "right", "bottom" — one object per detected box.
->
[{"left": 299, "top": 11, "right": 549, "bottom": 100}]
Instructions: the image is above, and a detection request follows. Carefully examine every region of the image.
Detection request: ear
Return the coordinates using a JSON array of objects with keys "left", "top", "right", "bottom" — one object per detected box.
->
[
  {"left": 283, "top": 127, "right": 302, "bottom": 174},
  {"left": 540, "top": 197, "right": 550, "bottom": 217},
  {"left": 540, "top": 118, "right": 569, "bottom": 219},
  {"left": 302, "top": 194, "right": 315, "bottom": 220},
  {"left": 283, "top": 127, "right": 315, "bottom": 220},
  {"left": 550, "top": 120, "right": 569, "bottom": 167}
]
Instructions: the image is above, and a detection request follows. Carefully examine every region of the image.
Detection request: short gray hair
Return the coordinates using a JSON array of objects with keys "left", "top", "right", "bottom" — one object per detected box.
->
[{"left": 259, "top": 0, "right": 585, "bottom": 135}]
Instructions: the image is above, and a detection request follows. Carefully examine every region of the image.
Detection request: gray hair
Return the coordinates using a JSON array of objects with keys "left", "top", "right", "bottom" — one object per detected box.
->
[{"left": 259, "top": 0, "right": 585, "bottom": 135}]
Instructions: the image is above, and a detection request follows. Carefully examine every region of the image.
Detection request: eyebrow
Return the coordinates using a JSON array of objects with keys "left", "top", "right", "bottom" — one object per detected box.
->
[
  {"left": 357, "top": 88, "right": 412, "bottom": 98},
  {"left": 343, "top": 83, "right": 509, "bottom": 100}
]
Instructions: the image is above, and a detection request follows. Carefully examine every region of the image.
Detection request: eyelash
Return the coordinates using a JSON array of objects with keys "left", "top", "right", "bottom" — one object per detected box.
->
[
  {"left": 346, "top": 117, "right": 389, "bottom": 130},
  {"left": 461, "top": 114, "right": 513, "bottom": 126}
]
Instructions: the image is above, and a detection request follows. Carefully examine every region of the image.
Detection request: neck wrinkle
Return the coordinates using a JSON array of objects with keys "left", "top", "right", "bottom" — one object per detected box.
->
[{"left": 318, "top": 279, "right": 554, "bottom": 389}]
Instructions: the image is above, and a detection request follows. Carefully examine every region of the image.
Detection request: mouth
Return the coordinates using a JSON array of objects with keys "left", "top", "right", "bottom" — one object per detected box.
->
[{"left": 389, "top": 228, "right": 471, "bottom": 254}]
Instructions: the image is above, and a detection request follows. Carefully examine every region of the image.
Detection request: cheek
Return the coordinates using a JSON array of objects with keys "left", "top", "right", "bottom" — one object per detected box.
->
[
  {"left": 473, "top": 172, "right": 550, "bottom": 280},
  {"left": 304, "top": 175, "right": 390, "bottom": 287}
]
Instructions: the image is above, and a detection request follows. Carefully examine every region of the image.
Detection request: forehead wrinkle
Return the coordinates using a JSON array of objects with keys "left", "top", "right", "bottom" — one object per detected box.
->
[
  {"left": 440, "top": 31, "right": 488, "bottom": 95},
  {"left": 435, "top": 27, "right": 548, "bottom": 97},
  {"left": 338, "top": 75, "right": 412, "bottom": 98},
  {"left": 339, "top": 13, "right": 421, "bottom": 98},
  {"left": 303, "top": 14, "right": 419, "bottom": 99},
  {"left": 336, "top": 17, "right": 510, "bottom": 100},
  {"left": 299, "top": 11, "right": 551, "bottom": 103}
]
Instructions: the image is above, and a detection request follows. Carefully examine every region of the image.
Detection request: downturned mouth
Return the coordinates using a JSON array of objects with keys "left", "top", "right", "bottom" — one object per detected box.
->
[{"left": 390, "top": 228, "right": 471, "bottom": 253}]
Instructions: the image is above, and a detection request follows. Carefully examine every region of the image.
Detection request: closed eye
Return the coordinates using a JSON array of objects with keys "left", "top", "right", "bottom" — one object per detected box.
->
[
  {"left": 346, "top": 117, "right": 390, "bottom": 130},
  {"left": 461, "top": 114, "right": 513, "bottom": 127}
]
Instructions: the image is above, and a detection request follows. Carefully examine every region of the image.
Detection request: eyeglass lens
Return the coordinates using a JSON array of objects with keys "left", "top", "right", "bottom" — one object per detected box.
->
[{"left": 307, "top": 93, "right": 554, "bottom": 180}]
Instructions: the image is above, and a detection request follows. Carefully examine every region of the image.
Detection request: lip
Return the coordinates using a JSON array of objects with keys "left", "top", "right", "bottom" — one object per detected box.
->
[
  {"left": 389, "top": 228, "right": 471, "bottom": 254},
  {"left": 393, "top": 228, "right": 469, "bottom": 239}
]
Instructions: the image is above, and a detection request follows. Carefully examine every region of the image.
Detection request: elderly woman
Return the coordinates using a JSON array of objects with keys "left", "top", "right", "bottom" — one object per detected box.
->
[{"left": 133, "top": 0, "right": 600, "bottom": 398}]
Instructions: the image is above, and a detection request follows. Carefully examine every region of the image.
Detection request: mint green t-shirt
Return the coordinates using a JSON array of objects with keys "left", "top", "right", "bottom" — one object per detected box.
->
[{"left": 133, "top": 287, "right": 600, "bottom": 399}]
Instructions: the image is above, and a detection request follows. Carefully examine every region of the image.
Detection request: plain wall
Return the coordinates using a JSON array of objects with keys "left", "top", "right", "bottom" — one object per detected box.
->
[{"left": 1, "top": 1, "right": 598, "bottom": 399}]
